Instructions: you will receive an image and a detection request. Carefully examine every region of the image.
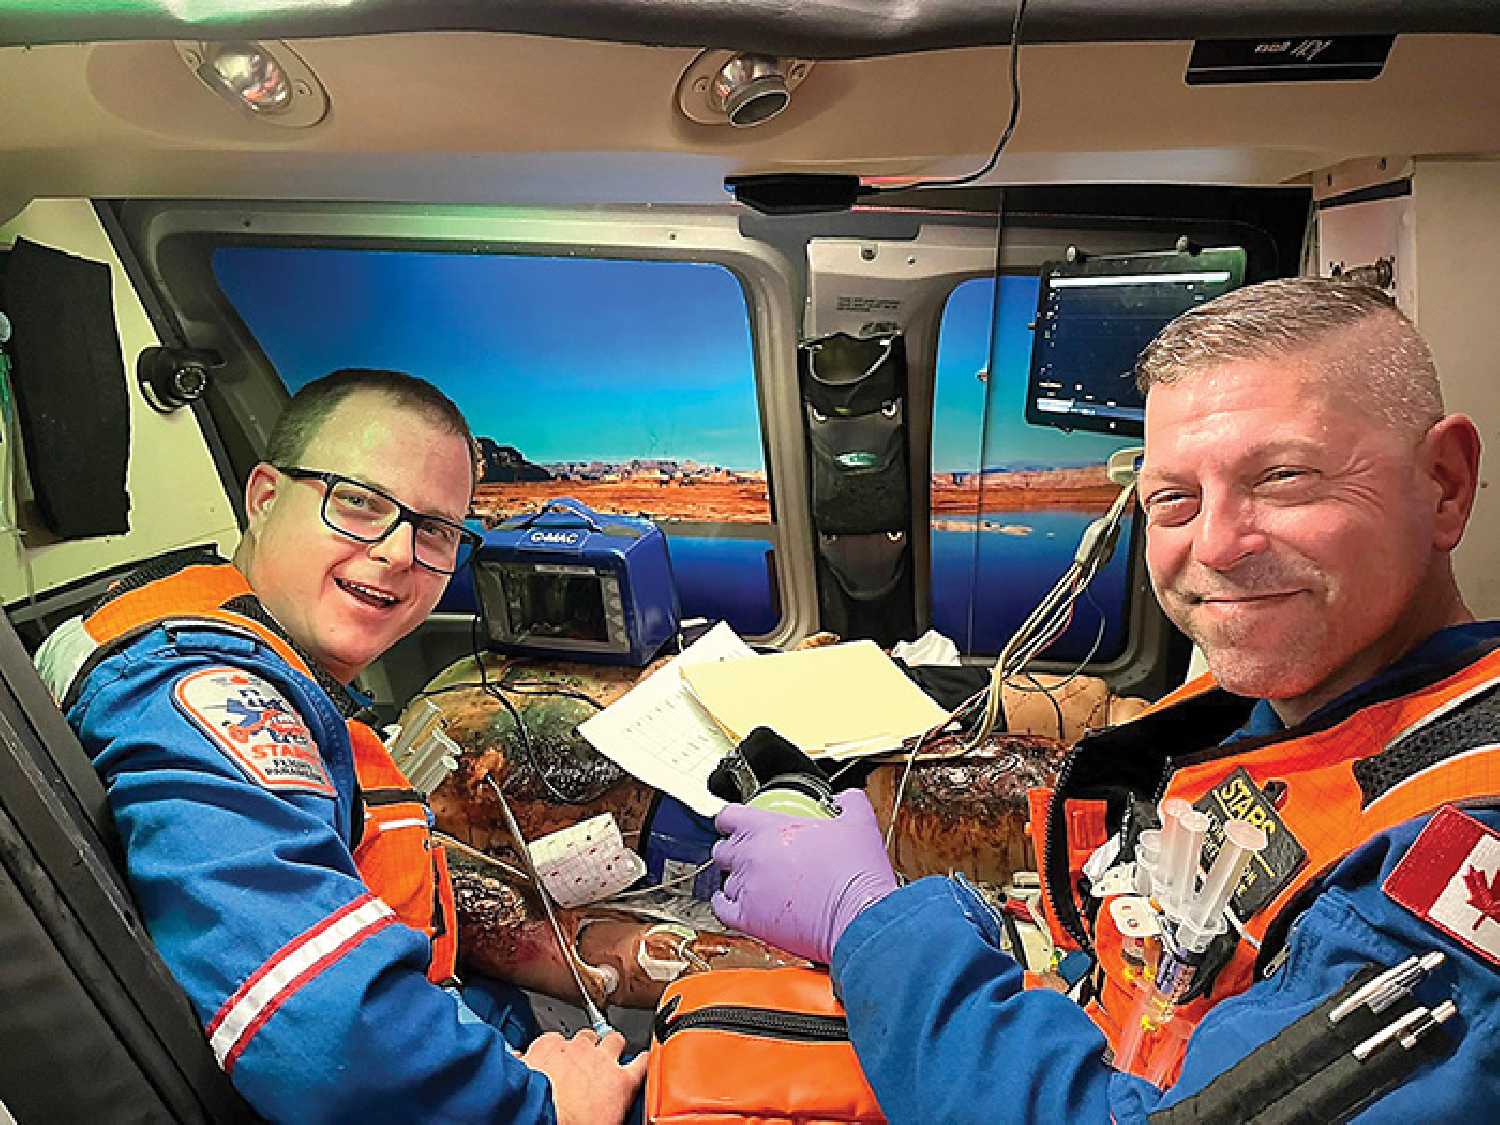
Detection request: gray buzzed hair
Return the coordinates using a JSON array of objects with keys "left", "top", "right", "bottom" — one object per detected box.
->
[{"left": 1135, "top": 277, "right": 1444, "bottom": 436}]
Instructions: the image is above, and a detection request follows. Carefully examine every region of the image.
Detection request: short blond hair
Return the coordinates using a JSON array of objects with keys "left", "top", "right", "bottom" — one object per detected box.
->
[
  {"left": 1135, "top": 277, "right": 1443, "bottom": 436},
  {"left": 268, "top": 369, "right": 480, "bottom": 489}
]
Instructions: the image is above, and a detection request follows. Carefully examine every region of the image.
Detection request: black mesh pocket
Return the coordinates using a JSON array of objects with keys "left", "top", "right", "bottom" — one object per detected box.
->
[
  {"left": 800, "top": 333, "right": 904, "bottom": 417},
  {"left": 800, "top": 331, "right": 914, "bottom": 643},
  {"left": 1353, "top": 682, "right": 1500, "bottom": 806},
  {"left": 806, "top": 400, "right": 908, "bottom": 532},
  {"left": 816, "top": 531, "right": 916, "bottom": 648}
]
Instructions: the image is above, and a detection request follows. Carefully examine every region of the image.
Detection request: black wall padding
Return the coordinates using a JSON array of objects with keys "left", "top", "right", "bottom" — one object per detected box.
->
[
  {"left": 802, "top": 333, "right": 905, "bottom": 418},
  {"left": 819, "top": 531, "right": 909, "bottom": 602},
  {"left": 0, "top": 612, "right": 253, "bottom": 1122},
  {"left": 806, "top": 401, "right": 908, "bottom": 533},
  {"left": 816, "top": 531, "right": 915, "bottom": 648},
  {"left": 799, "top": 334, "right": 910, "bottom": 540},
  {"left": 4, "top": 237, "right": 132, "bottom": 539}
]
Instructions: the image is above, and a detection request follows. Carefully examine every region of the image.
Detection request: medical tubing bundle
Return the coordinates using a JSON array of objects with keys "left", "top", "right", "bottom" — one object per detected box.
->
[
  {"left": 967, "top": 473, "right": 1136, "bottom": 749},
  {"left": 884, "top": 449, "right": 1141, "bottom": 846}
]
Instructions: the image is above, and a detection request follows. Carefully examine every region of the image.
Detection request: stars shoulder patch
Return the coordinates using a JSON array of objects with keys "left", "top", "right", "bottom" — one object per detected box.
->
[
  {"left": 1383, "top": 804, "right": 1500, "bottom": 968},
  {"left": 173, "top": 667, "right": 336, "bottom": 798}
]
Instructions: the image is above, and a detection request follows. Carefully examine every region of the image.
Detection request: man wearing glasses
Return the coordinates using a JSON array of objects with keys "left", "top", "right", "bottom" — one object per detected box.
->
[{"left": 36, "top": 370, "right": 644, "bottom": 1125}]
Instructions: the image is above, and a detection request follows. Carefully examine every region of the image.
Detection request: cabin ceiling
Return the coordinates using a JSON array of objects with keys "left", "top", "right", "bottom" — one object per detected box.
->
[
  {"left": 4, "top": 0, "right": 1498, "bottom": 56},
  {"left": 2, "top": 27, "right": 1500, "bottom": 210}
]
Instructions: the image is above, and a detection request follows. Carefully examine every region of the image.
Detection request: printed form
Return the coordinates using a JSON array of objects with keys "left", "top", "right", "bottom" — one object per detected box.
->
[{"left": 577, "top": 621, "right": 757, "bottom": 818}]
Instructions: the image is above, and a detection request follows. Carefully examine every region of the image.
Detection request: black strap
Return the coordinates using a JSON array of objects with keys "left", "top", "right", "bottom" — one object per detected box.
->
[
  {"left": 360, "top": 786, "right": 426, "bottom": 807},
  {"left": 1149, "top": 965, "right": 1452, "bottom": 1124}
]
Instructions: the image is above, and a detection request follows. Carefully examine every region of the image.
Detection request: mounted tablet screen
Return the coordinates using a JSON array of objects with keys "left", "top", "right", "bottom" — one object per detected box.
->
[{"left": 1025, "top": 246, "right": 1248, "bottom": 437}]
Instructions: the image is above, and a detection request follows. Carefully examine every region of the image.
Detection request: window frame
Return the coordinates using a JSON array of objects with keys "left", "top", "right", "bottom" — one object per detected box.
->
[{"left": 110, "top": 201, "right": 813, "bottom": 650}]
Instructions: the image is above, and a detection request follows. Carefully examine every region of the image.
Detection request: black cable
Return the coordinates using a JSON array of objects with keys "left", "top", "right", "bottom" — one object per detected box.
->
[
  {"left": 870, "top": 0, "right": 1028, "bottom": 196},
  {"left": 501, "top": 685, "right": 607, "bottom": 710},
  {"left": 494, "top": 654, "right": 608, "bottom": 710},
  {"left": 466, "top": 610, "right": 615, "bottom": 805},
  {"left": 1000, "top": 904, "right": 1031, "bottom": 973},
  {"left": 414, "top": 680, "right": 489, "bottom": 699},
  {"left": 1072, "top": 585, "right": 1111, "bottom": 672},
  {"left": 497, "top": 667, "right": 607, "bottom": 712},
  {"left": 1020, "top": 670, "right": 1067, "bottom": 742}
]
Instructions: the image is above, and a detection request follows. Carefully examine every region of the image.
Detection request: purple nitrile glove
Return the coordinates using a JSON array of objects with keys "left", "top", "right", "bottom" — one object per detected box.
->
[{"left": 710, "top": 788, "right": 899, "bottom": 964}]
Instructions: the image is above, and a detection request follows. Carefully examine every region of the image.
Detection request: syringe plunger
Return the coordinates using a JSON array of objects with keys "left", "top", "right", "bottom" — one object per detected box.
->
[
  {"left": 1169, "top": 808, "right": 1211, "bottom": 918},
  {"left": 1156, "top": 799, "right": 1194, "bottom": 908},
  {"left": 1188, "top": 818, "right": 1267, "bottom": 932},
  {"left": 1135, "top": 828, "right": 1163, "bottom": 895}
]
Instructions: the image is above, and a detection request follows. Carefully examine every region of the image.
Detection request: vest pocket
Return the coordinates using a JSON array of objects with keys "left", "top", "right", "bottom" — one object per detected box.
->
[{"left": 353, "top": 802, "right": 437, "bottom": 937}]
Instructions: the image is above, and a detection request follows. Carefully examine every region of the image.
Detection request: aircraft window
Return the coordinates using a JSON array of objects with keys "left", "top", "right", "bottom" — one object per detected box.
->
[
  {"left": 931, "top": 275, "right": 1138, "bottom": 662},
  {"left": 212, "top": 246, "right": 778, "bottom": 636}
]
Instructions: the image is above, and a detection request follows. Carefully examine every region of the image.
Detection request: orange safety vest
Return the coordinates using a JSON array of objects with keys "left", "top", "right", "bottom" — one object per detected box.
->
[
  {"left": 1030, "top": 644, "right": 1500, "bottom": 1083},
  {"left": 77, "top": 560, "right": 460, "bottom": 985}
]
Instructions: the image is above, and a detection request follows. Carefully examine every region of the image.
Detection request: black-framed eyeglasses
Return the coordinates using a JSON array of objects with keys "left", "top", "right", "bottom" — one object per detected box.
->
[{"left": 276, "top": 465, "right": 481, "bottom": 576}]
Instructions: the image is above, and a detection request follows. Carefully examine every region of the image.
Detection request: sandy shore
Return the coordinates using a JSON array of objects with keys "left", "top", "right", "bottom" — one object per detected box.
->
[{"left": 473, "top": 473, "right": 1123, "bottom": 526}]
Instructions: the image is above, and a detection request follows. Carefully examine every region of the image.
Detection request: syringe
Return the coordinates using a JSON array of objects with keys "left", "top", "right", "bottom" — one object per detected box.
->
[
  {"left": 1152, "top": 819, "right": 1268, "bottom": 1013},
  {"left": 1155, "top": 799, "right": 1211, "bottom": 921},
  {"left": 1133, "top": 828, "right": 1162, "bottom": 896},
  {"left": 1115, "top": 818, "right": 1268, "bottom": 1081}
]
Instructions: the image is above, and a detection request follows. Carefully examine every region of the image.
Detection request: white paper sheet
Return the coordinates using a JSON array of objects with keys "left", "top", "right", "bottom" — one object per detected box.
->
[
  {"left": 528, "top": 813, "right": 647, "bottom": 907},
  {"left": 577, "top": 622, "right": 757, "bottom": 818}
]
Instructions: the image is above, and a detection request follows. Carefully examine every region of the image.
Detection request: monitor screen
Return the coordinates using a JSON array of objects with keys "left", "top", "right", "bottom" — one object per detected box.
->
[
  {"left": 1025, "top": 247, "right": 1248, "bottom": 437},
  {"left": 477, "top": 561, "right": 615, "bottom": 647}
]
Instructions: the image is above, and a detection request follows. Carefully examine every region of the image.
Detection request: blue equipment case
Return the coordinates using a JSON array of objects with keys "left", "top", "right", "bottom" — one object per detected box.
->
[{"left": 473, "top": 498, "right": 680, "bottom": 666}]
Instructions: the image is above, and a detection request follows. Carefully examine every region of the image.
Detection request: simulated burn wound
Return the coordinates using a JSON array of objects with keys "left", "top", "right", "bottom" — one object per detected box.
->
[
  {"left": 1194, "top": 767, "right": 1306, "bottom": 919},
  {"left": 173, "top": 667, "right": 335, "bottom": 798}
]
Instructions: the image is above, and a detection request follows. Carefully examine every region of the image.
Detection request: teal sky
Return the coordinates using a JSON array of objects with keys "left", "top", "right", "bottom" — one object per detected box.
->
[
  {"left": 933, "top": 275, "right": 1137, "bottom": 474},
  {"left": 214, "top": 248, "right": 1130, "bottom": 476},
  {"left": 214, "top": 247, "right": 765, "bottom": 469}
]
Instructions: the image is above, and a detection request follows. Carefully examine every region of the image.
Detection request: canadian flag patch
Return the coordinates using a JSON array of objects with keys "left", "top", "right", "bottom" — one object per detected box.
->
[
  {"left": 173, "top": 667, "right": 335, "bottom": 798},
  {"left": 1383, "top": 804, "right": 1500, "bottom": 968}
]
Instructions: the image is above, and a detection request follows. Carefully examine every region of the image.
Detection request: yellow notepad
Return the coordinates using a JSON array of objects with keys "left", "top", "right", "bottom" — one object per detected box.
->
[{"left": 679, "top": 639, "right": 949, "bottom": 759}]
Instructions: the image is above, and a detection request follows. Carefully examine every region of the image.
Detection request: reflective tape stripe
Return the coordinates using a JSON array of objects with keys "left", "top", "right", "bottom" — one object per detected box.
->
[
  {"left": 32, "top": 616, "right": 100, "bottom": 705},
  {"left": 373, "top": 816, "right": 429, "bottom": 832},
  {"left": 359, "top": 815, "right": 430, "bottom": 842},
  {"left": 206, "top": 894, "right": 395, "bottom": 1071}
]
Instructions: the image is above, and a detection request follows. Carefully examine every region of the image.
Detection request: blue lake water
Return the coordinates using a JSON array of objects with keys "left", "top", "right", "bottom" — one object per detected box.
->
[
  {"left": 438, "top": 531, "right": 779, "bottom": 638},
  {"left": 931, "top": 509, "right": 1135, "bottom": 662},
  {"left": 441, "top": 514, "right": 1131, "bottom": 660}
]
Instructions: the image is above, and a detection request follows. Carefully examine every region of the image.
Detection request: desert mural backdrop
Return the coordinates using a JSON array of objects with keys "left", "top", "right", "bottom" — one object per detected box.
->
[
  {"left": 214, "top": 246, "right": 1137, "bottom": 654},
  {"left": 469, "top": 448, "right": 1118, "bottom": 530}
]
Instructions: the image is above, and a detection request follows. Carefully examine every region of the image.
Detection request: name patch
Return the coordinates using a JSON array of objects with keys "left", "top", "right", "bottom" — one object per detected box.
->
[
  {"left": 174, "top": 667, "right": 335, "bottom": 798},
  {"left": 1383, "top": 804, "right": 1500, "bottom": 969},
  {"left": 1194, "top": 766, "right": 1307, "bottom": 919}
]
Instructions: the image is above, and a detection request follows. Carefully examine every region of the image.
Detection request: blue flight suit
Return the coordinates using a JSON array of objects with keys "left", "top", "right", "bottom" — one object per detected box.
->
[
  {"left": 56, "top": 619, "right": 557, "bottom": 1124},
  {"left": 830, "top": 624, "right": 1500, "bottom": 1123}
]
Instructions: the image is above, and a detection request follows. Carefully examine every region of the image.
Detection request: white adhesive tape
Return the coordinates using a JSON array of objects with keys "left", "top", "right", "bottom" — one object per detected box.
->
[
  {"left": 637, "top": 923, "right": 698, "bottom": 983},
  {"left": 1109, "top": 895, "right": 1162, "bottom": 938},
  {"left": 529, "top": 813, "right": 647, "bottom": 908},
  {"left": 1090, "top": 863, "right": 1138, "bottom": 898}
]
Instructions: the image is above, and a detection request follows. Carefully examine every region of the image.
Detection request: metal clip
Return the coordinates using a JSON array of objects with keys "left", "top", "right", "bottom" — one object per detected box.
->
[
  {"left": 1328, "top": 951, "right": 1445, "bottom": 1025},
  {"left": 1351, "top": 999, "right": 1458, "bottom": 1061}
]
